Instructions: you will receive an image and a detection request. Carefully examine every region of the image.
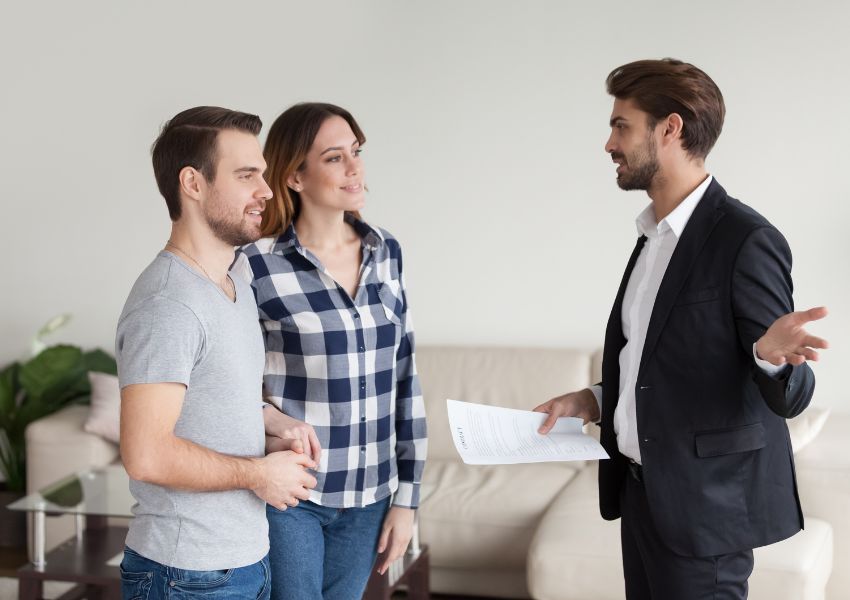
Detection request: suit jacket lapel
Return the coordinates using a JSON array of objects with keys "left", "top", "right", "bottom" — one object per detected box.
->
[
  {"left": 602, "top": 235, "right": 646, "bottom": 419},
  {"left": 638, "top": 179, "right": 727, "bottom": 379},
  {"left": 609, "top": 235, "right": 646, "bottom": 341}
]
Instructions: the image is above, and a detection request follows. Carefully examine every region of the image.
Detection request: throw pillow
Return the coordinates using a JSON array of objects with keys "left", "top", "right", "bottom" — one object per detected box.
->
[{"left": 84, "top": 371, "right": 121, "bottom": 444}]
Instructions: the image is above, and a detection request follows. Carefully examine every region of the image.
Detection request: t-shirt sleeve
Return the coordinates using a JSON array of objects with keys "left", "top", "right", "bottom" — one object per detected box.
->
[{"left": 116, "top": 296, "right": 206, "bottom": 389}]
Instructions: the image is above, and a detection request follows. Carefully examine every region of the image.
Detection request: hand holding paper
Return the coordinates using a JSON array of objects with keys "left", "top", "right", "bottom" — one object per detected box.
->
[{"left": 447, "top": 399, "right": 609, "bottom": 465}]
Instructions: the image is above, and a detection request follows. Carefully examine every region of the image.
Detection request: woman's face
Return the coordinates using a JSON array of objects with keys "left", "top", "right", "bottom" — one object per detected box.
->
[{"left": 290, "top": 115, "right": 365, "bottom": 214}]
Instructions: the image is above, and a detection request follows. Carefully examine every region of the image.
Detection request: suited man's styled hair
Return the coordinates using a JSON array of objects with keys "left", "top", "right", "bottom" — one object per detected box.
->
[{"left": 606, "top": 59, "right": 725, "bottom": 160}]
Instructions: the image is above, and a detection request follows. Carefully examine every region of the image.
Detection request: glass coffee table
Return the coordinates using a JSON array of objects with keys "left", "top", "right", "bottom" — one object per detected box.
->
[
  {"left": 7, "top": 465, "right": 132, "bottom": 600},
  {"left": 8, "top": 466, "right": 430, "bottom": 599}
]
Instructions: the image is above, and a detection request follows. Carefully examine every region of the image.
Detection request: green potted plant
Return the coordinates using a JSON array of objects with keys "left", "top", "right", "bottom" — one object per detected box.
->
[{"left": 0, "top": 315, "right": 116, "bottom": 547}]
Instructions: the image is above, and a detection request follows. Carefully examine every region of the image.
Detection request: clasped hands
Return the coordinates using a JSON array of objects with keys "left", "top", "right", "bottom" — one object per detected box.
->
[{"left": 263, "top": 410, "right": 415, "bottom": 574}]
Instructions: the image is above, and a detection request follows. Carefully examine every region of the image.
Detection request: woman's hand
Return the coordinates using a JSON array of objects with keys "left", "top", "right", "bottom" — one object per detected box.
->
[
  {"left": 263, "top": 407, "right": 322, "bottom": 461},
  {"left": 376, "top": 506, "right": 415, "bottom": 575}
]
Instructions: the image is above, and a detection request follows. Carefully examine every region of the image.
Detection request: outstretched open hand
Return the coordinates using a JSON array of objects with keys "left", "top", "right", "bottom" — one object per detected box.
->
[{"left": 755, "top": 307, "right": 829, "bottom": 367}]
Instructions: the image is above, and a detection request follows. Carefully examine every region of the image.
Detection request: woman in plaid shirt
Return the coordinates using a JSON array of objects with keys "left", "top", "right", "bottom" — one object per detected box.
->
[{"left": 233, "top": 103, "right": 428, "bottom": 600}]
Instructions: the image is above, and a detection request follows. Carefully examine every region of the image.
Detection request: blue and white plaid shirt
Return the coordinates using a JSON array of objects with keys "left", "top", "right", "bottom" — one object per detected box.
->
[{"left": 232, "top": 216, "right": 427, "bottom": 509}]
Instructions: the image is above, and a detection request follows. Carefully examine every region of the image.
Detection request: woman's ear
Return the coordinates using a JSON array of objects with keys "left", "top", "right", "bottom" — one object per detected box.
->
[{"left": 287, "top": 173, "right": 303, "bottom": 193}]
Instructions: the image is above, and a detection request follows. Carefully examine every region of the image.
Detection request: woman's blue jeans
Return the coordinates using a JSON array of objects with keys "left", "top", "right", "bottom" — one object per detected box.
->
[
  {"left": 267, "top": 497, "right": 390, "bottom": 600},
  {"left": 119, "top": 546, "right": 270, "bottom": 599}
]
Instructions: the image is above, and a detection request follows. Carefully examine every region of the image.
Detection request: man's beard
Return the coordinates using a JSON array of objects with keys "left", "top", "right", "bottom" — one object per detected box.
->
[
  {"left": 616, "top": 134, "right": 659, "bottom": 191},
  {"left": 204, "top": 191, "right": 263, "bottom": 247}
]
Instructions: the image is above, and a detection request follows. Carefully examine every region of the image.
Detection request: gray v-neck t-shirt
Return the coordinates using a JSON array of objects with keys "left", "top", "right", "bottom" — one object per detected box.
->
[{"left": 116, "top": 251, "right": 267, "bottom": 570}]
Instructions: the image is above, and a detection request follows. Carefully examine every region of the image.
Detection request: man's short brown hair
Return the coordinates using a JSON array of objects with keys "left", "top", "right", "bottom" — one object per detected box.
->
[
  {"left": 606, "top": 59, "right": 725, "bottom": 160},
  {"left": 151, "top": 106, "right": 262, "bottom": 221}
]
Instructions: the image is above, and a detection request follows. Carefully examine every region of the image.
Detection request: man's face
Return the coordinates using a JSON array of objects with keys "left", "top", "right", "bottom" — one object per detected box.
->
[
  {"left": 605, "top": 98, "right": 660, "bottom": 191},
  {"left": 203, "top": 129, "right": 272, "bottom": 246}
]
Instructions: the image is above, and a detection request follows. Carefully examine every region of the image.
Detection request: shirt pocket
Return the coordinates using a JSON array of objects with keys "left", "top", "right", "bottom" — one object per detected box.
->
[{"left": 377, "top": 281, "right": 403, "bottom": 326}]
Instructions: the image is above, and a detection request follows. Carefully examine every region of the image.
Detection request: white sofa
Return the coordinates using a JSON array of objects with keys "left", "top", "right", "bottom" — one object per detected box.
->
[
  {"left": 414, "top": 345, "right": 841, "bottom": 600},
  {"left": 25, "top": 345, "right": 845, "bottom": 599}
]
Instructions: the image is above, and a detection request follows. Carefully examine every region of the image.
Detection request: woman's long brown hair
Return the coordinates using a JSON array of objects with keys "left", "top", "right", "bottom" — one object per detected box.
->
[{"left": 260, "top": 102, "right": 366, "bottom": 237}]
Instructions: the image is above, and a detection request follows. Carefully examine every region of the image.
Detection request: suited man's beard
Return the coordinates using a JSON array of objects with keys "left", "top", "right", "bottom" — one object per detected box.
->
[
  {"left": 617, "top": 159, "right": 660, "bottom": 191},
  {"left": 616, "top": 136, "right": 660, "bottom": 191}
]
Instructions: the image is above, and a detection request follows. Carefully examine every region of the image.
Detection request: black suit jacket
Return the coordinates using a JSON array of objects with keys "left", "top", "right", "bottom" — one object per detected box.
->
[{"left": 598, "top": 179, "right": 815, "bottom": 557}]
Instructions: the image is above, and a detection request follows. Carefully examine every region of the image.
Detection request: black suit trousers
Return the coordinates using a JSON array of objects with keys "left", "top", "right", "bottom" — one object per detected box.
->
[{"left": 620, "top": 467, "right": 754, "bottom": 600}]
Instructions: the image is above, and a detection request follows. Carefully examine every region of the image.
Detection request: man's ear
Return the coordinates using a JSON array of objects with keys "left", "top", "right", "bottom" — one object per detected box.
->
[
  {"left": 179, "top": 166, "right": 205, "bottom": 203},
  {"left": 661, "top": 113, "right": 684, "bottom": 146}
]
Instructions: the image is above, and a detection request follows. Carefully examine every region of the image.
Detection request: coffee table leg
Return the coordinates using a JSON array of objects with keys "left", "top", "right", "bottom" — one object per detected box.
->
[
  {"left": 406, "top": 551, "right": 430, "bottom": 600},
  {"left": 32, "top": 505, "right": 46, "bottom": 569},
  {"left": 17, "top": 577, "right": 41, "bottom": 600},
  {"left": 361, "top": 570, "right": 389, "bottom": 600}
]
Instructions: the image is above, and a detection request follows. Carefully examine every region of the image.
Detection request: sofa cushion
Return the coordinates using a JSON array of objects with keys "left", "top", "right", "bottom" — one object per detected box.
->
[
  {"left": 751, "top": 518, "right": 832, "bottom": 600},
  {"left": 420, "top": 459, "right": 578, "bottom": 571},
  {"left": 527, "top": 465, "right": 622, "bottom": 600},
  {"left": 528, "top": 464, "right": 833, "bottom": 600},
  {"left": 416, "top": 346, "right": 595, "bottom": 461}
]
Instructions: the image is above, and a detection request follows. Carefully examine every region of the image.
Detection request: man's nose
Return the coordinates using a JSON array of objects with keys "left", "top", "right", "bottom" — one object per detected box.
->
[
  {"left": 257, "top": 178, "right": 273, "bottom": 200},
  {"left": 604, "top": 133, "right": 616, "bottom": 154}
]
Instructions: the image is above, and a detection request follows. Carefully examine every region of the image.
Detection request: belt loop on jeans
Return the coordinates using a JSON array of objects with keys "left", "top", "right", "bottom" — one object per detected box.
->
[{"left": 627, "top": 460, "right": 643, "bottom": 483}]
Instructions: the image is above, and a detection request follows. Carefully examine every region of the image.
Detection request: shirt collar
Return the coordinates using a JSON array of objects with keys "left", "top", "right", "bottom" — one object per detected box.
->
[
  {"left": 635, "top": 174, "right": 713, "bottom": 239},
  {"left": 272, "top": 213, "right": 384, "bottom": 255}
]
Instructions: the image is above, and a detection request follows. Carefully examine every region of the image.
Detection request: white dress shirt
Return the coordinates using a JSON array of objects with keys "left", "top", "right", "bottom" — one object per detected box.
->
[{"left": 591, "top": 175, "right": 782, "bottom": 464}]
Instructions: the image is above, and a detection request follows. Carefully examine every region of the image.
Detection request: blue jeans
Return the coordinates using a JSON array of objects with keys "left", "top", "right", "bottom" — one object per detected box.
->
[
  {"left": 120, "top": 546, "right": 270, "bottom": 599},
  {"left": 267, "top": 497, "right": 390, "bottom": 600}
]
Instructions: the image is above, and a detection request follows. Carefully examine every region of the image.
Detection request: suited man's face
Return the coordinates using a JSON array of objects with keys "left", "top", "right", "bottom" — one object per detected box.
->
[{"left": 605, "top": 98, "right": 661, "bottom": 191}]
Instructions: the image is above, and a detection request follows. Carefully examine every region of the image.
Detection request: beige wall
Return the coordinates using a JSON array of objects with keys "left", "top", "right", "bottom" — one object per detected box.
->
[{"left": 1, "top": 1, "right": 847, "bottom": 412}]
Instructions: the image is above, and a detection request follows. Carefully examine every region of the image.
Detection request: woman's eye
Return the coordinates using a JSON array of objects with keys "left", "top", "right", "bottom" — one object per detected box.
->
[
  {"left": 354, "top": 148, "right": 363, "bottom": 156},
  {"left": 326, "top": 155, "right": 341, "bottom": 163}
]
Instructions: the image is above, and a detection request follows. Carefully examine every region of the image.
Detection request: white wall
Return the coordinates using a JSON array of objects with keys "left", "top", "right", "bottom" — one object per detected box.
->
[{"left": 1, "top": 1, "right": 847, "bottom": 412}]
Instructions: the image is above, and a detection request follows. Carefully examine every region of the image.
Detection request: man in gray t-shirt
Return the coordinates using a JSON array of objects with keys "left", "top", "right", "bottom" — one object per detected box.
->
[{"left": 116, "top": 106, "right": 316, "bottom": 599}]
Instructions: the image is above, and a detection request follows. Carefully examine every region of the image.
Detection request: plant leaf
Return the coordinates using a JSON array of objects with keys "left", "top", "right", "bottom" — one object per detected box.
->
[
  {"left": 82, "top": 349, "right": 117, "bottom": 375},
  {"left": 19, "top": 345, "right": 83, "bottom": 402},
  {"left": 0, "top": 363, "right": 20, "bottom": 424}
]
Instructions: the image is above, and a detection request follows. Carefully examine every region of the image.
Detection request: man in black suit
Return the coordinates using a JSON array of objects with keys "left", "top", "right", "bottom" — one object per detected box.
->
[{"left": 534, "top": 59, "right": 829, "bottom": 599}]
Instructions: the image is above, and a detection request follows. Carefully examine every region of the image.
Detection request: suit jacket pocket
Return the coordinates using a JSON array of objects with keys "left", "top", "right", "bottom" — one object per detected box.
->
[
  {"left": 674, "top": 286, "right": 720, "bottom": 306},
  {"left": 695, "top": 422, "right": 765, "bottom": 457}
]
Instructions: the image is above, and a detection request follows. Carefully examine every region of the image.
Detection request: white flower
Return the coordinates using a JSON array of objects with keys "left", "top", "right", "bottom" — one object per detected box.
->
[{"left": 30, "top": 313, "right": 72, "bottom": 357}]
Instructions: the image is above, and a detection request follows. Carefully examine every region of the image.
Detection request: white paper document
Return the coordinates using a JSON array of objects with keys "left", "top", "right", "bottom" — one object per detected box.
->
[{"left": 447, "top": 399, "right": 609, "bottom": 465}]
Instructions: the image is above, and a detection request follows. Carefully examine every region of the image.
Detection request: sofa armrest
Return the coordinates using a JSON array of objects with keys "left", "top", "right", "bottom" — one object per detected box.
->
[
  {"left": 794, "top": 411, "right": 850, "bottom": 599},
  {"left": 26, "top": 404, "right": 120, "bottom": 494},
  {"left": 24, "top": 404, "right": 121, "bottom": 553}
]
